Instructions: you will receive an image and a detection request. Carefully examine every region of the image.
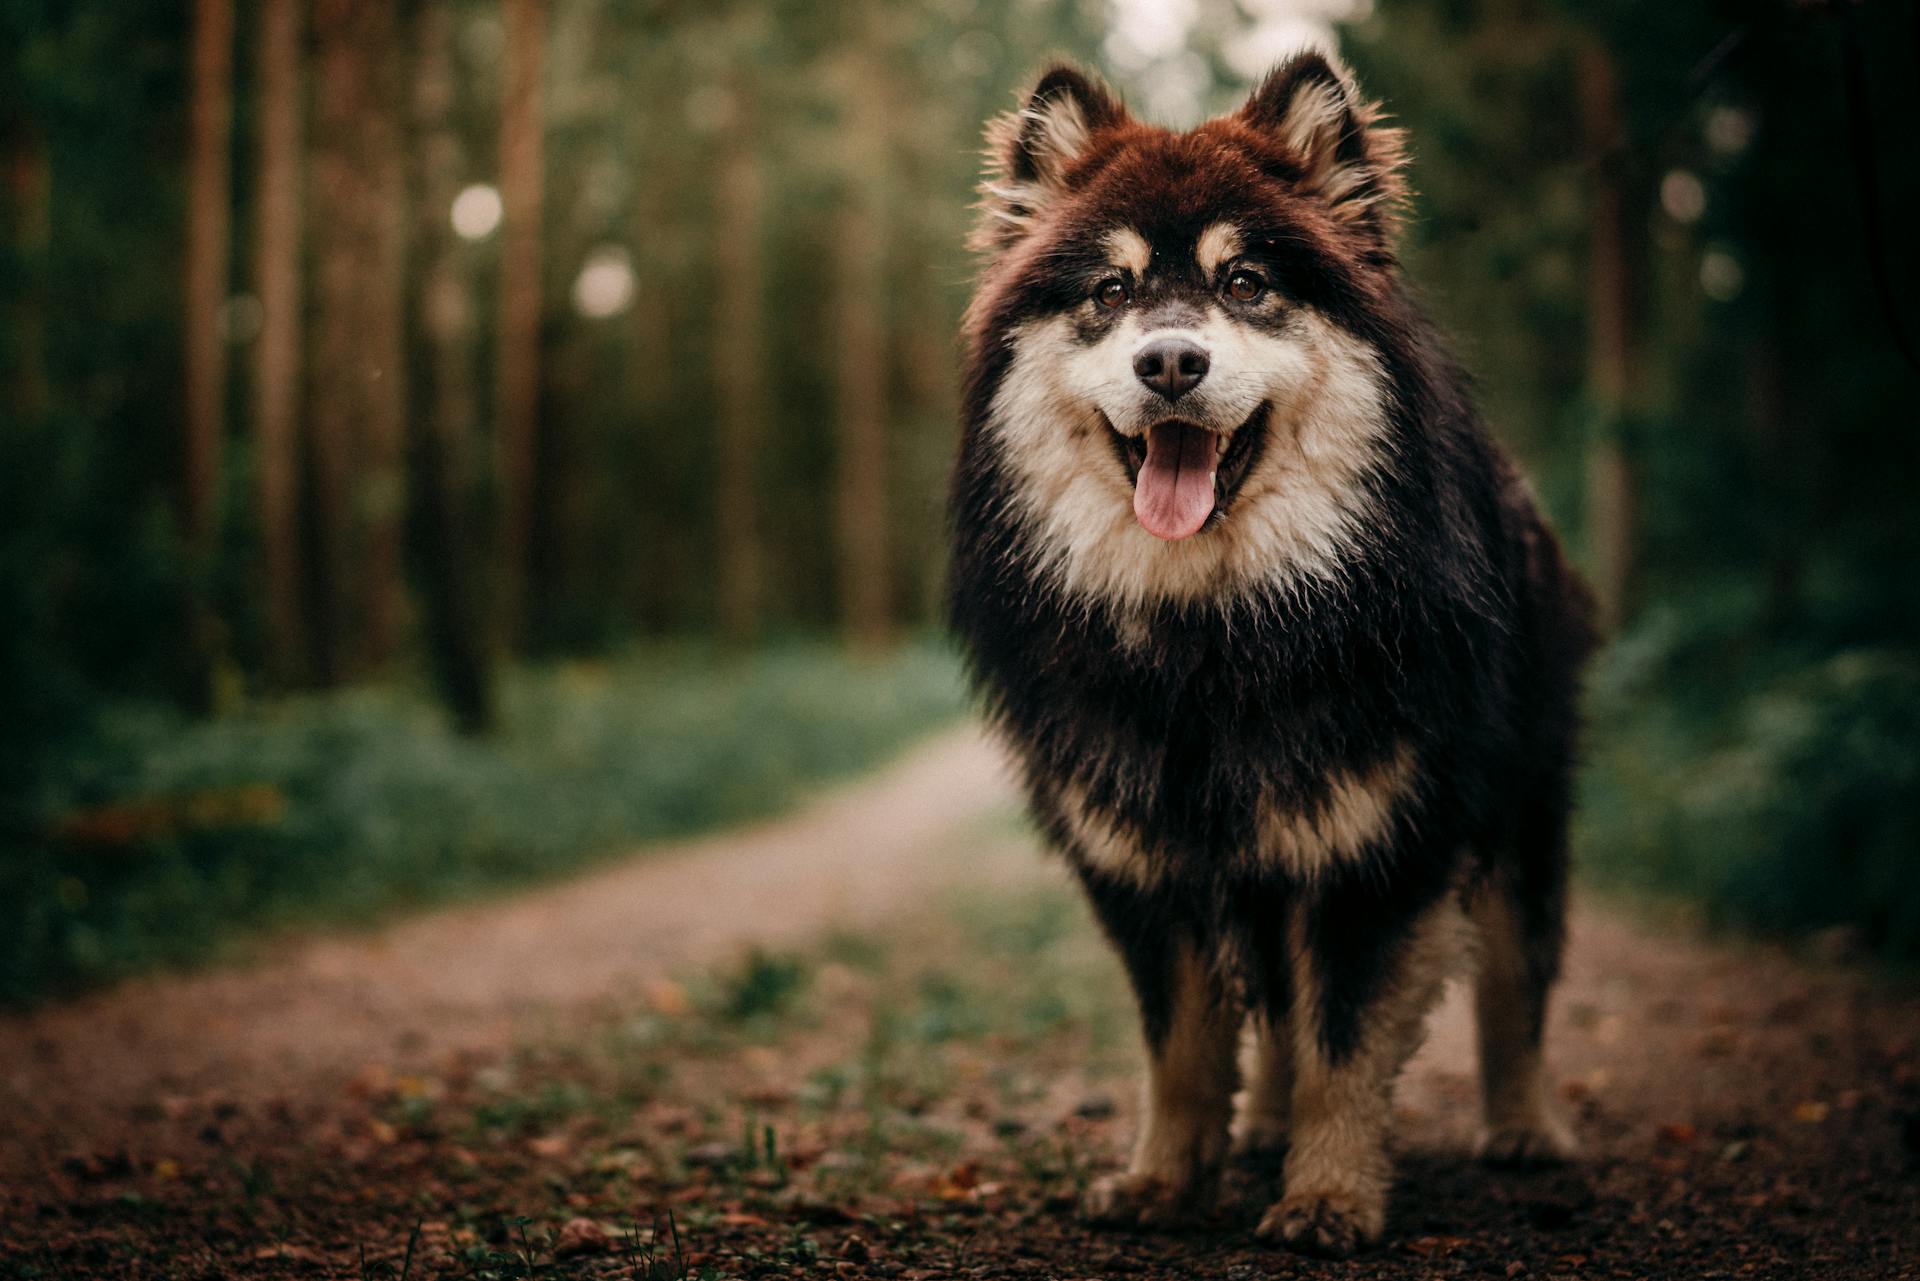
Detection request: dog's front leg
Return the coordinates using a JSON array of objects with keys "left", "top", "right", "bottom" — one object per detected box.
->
[
  {"left": 1255, "top": 891, "right": 1457, "bottom": 1257},
  {"left": 1082, "top": 914, "right": 1240, "bottom": 1229}
]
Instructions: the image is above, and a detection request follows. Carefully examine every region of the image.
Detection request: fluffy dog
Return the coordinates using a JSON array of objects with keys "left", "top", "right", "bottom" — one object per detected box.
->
[{"left": 946, "top": 53, "right": 1595, "bottom": 1256}]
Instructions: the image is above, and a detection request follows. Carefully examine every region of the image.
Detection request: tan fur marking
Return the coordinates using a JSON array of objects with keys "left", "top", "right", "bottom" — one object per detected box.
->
[
  {"left": 1085, "top": 938, "right": 1240, "bottom": 1225},
  {"left": 1103, "top": 227, "right": 1151, "bottom": 277},
  {"left": 1055, "top": 781, "right": 1159, "bottom": 888},
  {"left": 1195, "top": 222, "right": 1242, "bottom": 276},
  {"left": 1256, "top": 742, "right": 1416, "bottom": 880}
]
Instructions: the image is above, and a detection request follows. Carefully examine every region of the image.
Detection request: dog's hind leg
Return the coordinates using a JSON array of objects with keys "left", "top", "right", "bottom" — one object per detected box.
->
[
  {"left": 1081, "top": 902, "right": 1240, "bottom": 1229},
  {"left": 1231, "top": 1013, "right": 1292, "bottom": 1157},
  {"left": 1472, "top": 837, "right": 1577, "bottom": 1165}
]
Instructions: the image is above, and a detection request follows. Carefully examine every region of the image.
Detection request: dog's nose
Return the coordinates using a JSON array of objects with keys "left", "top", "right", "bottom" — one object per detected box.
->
[{"left": 1132, "top": 338, "right": 1210, "bottom": 402}]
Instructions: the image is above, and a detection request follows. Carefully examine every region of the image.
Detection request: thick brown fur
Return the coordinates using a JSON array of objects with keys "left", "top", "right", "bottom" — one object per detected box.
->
[{"left": 947, "top": 52, "right": 1596, "bottom": 1257}]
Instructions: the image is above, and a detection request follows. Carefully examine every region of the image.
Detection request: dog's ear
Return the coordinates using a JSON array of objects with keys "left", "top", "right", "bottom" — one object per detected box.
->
[
  {"left": 974, "top": 64, "right": 1126, "bottom": 251},
  {"left": 1238, "top": 52, "right": 1407, "bottom": 246}
]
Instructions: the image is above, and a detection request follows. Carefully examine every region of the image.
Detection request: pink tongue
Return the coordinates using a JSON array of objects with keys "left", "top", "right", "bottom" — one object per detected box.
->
[{"left": 1133, "top": 423, "right": 1218, "bottom": 540}]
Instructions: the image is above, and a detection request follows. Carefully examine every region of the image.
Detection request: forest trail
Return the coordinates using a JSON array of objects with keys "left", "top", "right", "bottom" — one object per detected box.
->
[
  {"left": 4, "top": 724, "right": 1917, "bottom": 1277},
  {"left": 0, "top": 725, "right": 1023, "bottom": 1161}
]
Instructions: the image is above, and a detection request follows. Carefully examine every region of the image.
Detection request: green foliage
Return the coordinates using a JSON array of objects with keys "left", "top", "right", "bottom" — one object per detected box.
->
[
  {"left": 1580, "top": 602, "right": 1920, "bottom": 960},
  {"left": 0, "top": 640, "right": 967, "bottom": 1005}
]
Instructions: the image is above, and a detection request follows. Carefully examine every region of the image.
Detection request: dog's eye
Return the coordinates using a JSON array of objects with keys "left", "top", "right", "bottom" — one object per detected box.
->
[
  {"left": 1094, "top": 278, "right": 1129, "bottom": 309},
  {"left": 1226, "top": 269, "right": 1265, "bottom": 302}
]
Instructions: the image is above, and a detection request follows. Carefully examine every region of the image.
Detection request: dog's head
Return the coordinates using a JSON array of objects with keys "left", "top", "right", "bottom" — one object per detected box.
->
[{"left": 965, "top": 54, "right": 1411, "bottom": 607}]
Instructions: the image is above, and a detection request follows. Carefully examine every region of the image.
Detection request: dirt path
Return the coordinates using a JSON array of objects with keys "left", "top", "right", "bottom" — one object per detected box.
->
[
  {"left": 4, "top": 724, "right": 1918, "bottom": 1277},
  {"left": 0, "top": 726, "right": 1022, "bottom": 1164}
]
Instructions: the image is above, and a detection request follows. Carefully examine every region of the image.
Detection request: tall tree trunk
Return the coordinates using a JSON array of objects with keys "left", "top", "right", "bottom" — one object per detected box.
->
[
  {"left": 900, "top": 256, "right": 959, "bottom": 624},
  {"left": 359, "top": 25, "right": 409, "bottom": 671},
  {"left": 626, "top": 140, "right": 678, "bottom": 631},
  {"left": 493, "top": 0, "right": 546, "bottom": 652},
  {"left": 3, "top": 119, "right": 50, "bottom": 424},
  {"left": 1576, "top": 41, "right": 1644, "bottom": 636},
  {"left": 831, "top": 51, "right": 894, "bottom": 652},
  {"left": 309, "top": 0, "right": 408, "bottom": 681},
  {"left": 410, "top": 0, "right": 495, "bottom": 732},
  {"left": 253, "top": 0, "right": 306, "bottom": 683},
  {"left": 185, "top": 0, "right": 234, "bottom": 564},
  {"left": 711, "top": 85, "right": 764, "bottom": 649}
]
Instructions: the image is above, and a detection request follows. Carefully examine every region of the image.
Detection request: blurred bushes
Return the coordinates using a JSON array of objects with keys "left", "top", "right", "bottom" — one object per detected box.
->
[
  {"left": 0, "top": 640, "right": 967, "bottom": 1005},
  {"left": 1580, "top": 597, "right": 1920, "bottom": 962}
]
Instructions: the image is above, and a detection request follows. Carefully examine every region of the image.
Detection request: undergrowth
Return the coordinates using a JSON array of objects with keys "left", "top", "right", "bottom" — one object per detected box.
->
[{"left": 0, "top": 639, "right": 967, "bottom": 1005}]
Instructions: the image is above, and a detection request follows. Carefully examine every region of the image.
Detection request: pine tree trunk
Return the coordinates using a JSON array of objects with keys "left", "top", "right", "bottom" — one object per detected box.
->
[
  {"left": 309, "top": 0, "right": 408, "bottom": 681},
  {"left": 185, "top": 0, "right": 234, "bottom": 565},
  {"left": 359, "top": 53, "right": 410, "bottom": 673},
  {"left": 626, "top": 144, "right": 677, "bottom": 630},
  {"left": 493, "top": 0, "right": 546, "bottom": 652},
  {"left": 253, "top": 0, "right": 306, "bottom": 683},
  {"left": 712, "top": 86, "right": 764, "bottom": 649},
  {"left": 831, "top": 53, "right": 893, "bottom": 652},
  {"left": 3, "top": 119, "right": 50, "bottom": 424},
  {"left": 1576, "top": 41, "right": 1643, "bottom": 636},
  {"left": 410, "top": 0, "right": 495, "bottom": 732}
]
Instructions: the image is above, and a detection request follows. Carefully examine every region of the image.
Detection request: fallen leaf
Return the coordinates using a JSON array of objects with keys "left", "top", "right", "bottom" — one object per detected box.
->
[
  {"left": 527, "top": 1133, "right": 571, "bottom": 1158},
  {"left": 394, "top": 1074, "right": 440, "bottom": 1101},
  {"left": 928, "top": 1160, "right": 982, "bottom": 1199},
  {"left": 252, "top": 1244, "right": 323, "bottom": 1263},
  {"left": 1657, "top": 1122, "right": 1698, "bottom": 1147},
  {"left": 1792, "top": 1100, "right": 1830, "bottom": 1124},
  {"left": 553, "top": 1217, "right": 612, "bottom": 1259}
]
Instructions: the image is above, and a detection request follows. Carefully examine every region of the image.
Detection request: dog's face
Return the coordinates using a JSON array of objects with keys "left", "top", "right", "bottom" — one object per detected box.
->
[{"left": 965, "top": 55, "right": 1411, "bottom": 610}]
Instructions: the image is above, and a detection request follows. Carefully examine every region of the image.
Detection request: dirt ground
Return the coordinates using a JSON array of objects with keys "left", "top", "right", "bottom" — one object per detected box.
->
[{"left": 3, "top": 726, "right": 1918, "bottom": 1279}]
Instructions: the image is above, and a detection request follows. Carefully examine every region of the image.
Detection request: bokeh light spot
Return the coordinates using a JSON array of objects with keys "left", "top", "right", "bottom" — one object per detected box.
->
[{"left": 451, "top": 183, "right": 503, "bottom": 240}]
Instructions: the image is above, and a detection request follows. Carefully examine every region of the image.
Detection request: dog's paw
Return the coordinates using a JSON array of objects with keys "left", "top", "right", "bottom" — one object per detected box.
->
[
  {"left": 1476, "top": 1112, "right": 1579, "bottom": 1167},
  {"left": 1254, "top": 1189, "right": 1384, "bottom": 1258},
  {"left": 1081, "top": 1171, "right": 1205, "bottom": 1230}
]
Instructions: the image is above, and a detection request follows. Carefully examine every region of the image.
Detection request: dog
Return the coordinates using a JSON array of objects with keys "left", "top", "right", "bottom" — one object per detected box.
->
[{"left": 945, "top": 52, "right": 1596, "bottom": 1257}]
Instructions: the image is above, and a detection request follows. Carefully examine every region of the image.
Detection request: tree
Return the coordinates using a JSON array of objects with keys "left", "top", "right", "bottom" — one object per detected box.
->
[
  {"left": 410, "top": 0, "right": 495, "bottom": 732},
  {"left": 494, "top": 0, "right": 546, "bottom": 652},
  {"left": 309, "top": 0, "right": 408, "bottom": 680},
  {"left": 711, "top": 78, "right": 765, "bottom": 649},
  {"left": 829, "top": 39, "right": 895, "bottom": 652},
  {"left": 1575, "top": 38, "right": 1645, "bottom": 635},
  {"left": 184, "top": 0, "right": 234, "bottom": 678},
  {"left": 252, "top": 0, "right": 306, "bottom": 682},
  {"left": 3, "top": 115, "right": 50, "bottom": 424}
]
